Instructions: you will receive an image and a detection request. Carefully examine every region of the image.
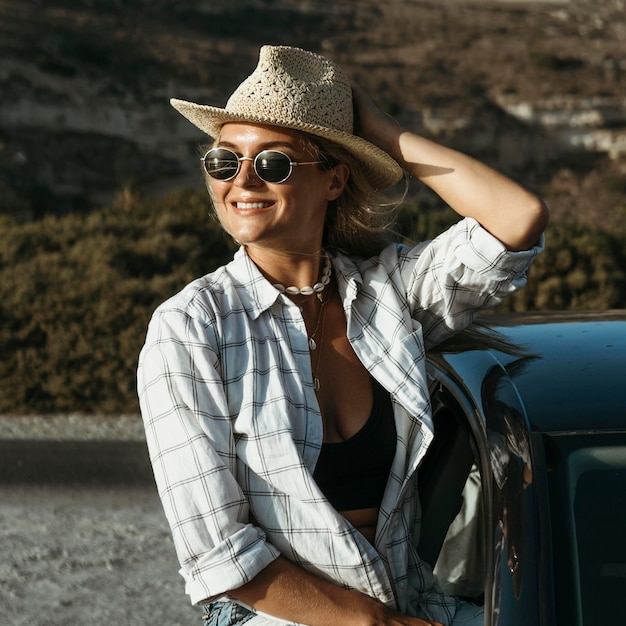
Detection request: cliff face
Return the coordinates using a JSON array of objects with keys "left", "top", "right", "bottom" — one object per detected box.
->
[{"left": 2, "top": 0, "right": 625, "bottom": 228}]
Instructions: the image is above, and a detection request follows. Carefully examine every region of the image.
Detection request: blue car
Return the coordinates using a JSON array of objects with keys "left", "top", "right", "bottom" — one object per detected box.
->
[{"left": 421, "top": 312, "right": 626, "bottom": 626}]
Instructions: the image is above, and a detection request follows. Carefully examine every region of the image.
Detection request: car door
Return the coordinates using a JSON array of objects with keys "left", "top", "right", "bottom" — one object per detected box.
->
[{"left": 424, "top": 352, "right": 545, "bottom": 626}]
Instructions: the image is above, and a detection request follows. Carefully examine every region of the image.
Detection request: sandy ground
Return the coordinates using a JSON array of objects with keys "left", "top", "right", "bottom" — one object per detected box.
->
[{"left": 0, "top": 417, "right": 200, "bottom": 626}]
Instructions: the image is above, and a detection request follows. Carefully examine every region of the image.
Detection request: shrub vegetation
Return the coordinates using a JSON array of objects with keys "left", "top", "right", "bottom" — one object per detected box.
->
[
  {"left": 1, "top": 189, "right": 624, "bottom": 415},
  {"left": 0, "top": 188, "right": 235, "bottom": 414}
]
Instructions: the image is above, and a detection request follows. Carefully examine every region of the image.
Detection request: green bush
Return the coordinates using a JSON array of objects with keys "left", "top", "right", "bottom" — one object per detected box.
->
[
  {"left": 1, "top": 192, "right": 624, "bottom": 415},
  {"left": 401, "top": 204, "right": 626, "bottom": 313},
  {"left": 0, "top": 188, "right": 235, "bottom": 415},
  {"left": 495, "top": 221, "right": 626, "bottom": 312}
]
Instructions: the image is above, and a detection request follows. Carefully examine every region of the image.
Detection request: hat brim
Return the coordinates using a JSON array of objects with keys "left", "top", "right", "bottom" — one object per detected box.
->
[{"left": 170, "top": 98, "right": 403, "bottom": 190}]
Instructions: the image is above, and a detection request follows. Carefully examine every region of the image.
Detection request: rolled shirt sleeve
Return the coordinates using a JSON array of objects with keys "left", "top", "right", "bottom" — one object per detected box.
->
[
  {"left": 398, "top": 217, "right": 544, "bottom": 348},
  {"left": 137, "top": 305, "right": 280, "bottom": 604}
]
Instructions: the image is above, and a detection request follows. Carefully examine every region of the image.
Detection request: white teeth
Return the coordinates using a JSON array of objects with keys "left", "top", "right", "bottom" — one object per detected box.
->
[{"left": 235, "top": 202, "right": 271, "bottom": 209}]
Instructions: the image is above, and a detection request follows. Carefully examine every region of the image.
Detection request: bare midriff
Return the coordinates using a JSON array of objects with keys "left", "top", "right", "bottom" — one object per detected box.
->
[{"left": 340, "top": 507, "right": 379, "bottom": 544}]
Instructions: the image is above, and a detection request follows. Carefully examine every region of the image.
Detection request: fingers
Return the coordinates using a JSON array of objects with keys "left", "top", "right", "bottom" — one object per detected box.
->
[
  {"left": 350, "top": 79, "right": 402, "bottom": 157},
  {"left": 350, "top": 79, "right": 372, "bottom": 135}
]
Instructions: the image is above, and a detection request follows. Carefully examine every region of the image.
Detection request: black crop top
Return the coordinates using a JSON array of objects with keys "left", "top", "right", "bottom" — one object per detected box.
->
[{"left": 313, "top": 379, "right": 397, "bottom": 511}]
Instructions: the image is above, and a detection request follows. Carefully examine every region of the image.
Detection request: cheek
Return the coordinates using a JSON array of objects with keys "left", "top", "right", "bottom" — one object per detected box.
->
[
  {"left": 206, "top": 184, "right": 229, "bottom": 223},
  {"left": 206, "top": 178, "right": 220, "bottom": 200},
  {"left": 212, "top": 201, "right": 230, "bottom": 230},
  {"left": 212, "top": 204, "right": 235, "bottom": 239},
  {"left": 207, "top": 181, "right": 228, "bottom": 211}
]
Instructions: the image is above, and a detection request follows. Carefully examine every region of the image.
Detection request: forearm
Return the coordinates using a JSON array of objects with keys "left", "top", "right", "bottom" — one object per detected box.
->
[
  {"left": 231, "top": 556, "right": 385, "bottom": 626},
  {"left": 230, "top": 556, "right": 440, "bottom": 626},
  {"left": 393, "top": 131, "right": 548, "bottom": 252},
  {"left": 351, "top": 82, "right": 548, "bottom": 251}
]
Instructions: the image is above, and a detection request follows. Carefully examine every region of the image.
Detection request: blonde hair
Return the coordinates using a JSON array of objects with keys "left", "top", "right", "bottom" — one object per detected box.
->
[{"left": 301, "top": 133, "right": 403, "bottom": 258}]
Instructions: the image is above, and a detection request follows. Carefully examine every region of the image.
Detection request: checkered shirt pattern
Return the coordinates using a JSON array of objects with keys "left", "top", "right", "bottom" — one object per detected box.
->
[{"left": 137, "top": 217, "right": 544, "bottom": 625}]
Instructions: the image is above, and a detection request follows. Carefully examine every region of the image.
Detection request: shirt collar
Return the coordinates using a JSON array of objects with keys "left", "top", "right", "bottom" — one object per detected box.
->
[
  {"left": 227, "top": 247, "right": 282, "bottom": 320},
  {"left": 331, "top": 251, "right": 364, "bottom": 305},
  {"left": 226, "top": 247, "right": 367, "bottom": 320}
]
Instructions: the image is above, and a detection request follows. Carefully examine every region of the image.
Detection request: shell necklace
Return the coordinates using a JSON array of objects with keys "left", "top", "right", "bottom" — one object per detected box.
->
[{"left": 273, "top": 253, "right": 331, "bottom": 297}]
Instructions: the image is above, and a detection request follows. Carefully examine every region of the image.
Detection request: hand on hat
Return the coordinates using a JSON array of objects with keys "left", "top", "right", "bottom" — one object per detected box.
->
[{"left": 351, "top": 80, "right": 403, "bottom": 165}]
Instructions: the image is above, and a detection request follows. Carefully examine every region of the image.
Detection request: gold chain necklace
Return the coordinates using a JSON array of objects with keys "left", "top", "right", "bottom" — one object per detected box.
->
[
  {"left": 307, "top": 292, "right": 326, "bottom": 351},
  {"left": 310, "top": 297, "right": 327, "bottom": 392},
  {"left": 303, "top": 289, "right": 329, "bottom": 391}
]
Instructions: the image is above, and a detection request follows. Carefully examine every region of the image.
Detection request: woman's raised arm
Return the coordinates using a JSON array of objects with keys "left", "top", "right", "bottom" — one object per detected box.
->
[{"left": 351, "top": 82, "right": 549, "bottom": 251}]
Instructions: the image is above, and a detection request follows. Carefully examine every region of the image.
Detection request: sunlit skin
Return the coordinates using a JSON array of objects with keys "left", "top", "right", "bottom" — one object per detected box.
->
[
  {"left": 351, "top": 81, "right": 548, "bottom": 251},
  {"left": 209, "top": 122, "right": 348, "bottom": 290}
]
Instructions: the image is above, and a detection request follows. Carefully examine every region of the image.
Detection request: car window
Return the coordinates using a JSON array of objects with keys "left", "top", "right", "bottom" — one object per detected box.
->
[
  {"left": 421, "top": 386, "right": 486, "bottom": 602},
  {"left": 547, "top": 433, "right": 626, "bottom": 626}
]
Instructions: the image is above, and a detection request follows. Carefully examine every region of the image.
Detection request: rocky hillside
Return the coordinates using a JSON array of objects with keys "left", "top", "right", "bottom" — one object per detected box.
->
[{"left": 2, "top": 0, "right": 625, "bottom": 229}]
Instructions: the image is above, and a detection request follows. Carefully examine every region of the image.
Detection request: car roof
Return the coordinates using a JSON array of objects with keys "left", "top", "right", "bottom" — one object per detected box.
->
[{"left": 428, "top": 311, "right": 626, "bottom": 434}]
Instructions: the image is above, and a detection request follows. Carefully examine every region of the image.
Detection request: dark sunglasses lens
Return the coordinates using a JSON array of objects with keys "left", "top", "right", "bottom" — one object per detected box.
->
[
  {"left": 204, "top": 149, "right": 239, "bottom": 180},
  {"left": 255, "top": 151, "right": 292, "bottom": 183}
]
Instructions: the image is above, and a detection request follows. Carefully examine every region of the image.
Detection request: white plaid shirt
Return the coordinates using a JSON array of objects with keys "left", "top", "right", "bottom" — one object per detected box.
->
[{"left": 137, "top": 217, "right": 543, "bottom": 625}]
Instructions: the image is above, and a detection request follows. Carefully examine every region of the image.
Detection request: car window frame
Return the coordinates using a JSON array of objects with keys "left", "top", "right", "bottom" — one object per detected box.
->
[{"left": 426, "top": 353, "right": 545, "bottom": 626}]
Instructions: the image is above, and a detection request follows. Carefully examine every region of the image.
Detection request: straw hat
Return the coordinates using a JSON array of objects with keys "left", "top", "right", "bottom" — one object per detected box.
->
[{"left": 170, "top": 45, "right": 403, "bottom": 189}]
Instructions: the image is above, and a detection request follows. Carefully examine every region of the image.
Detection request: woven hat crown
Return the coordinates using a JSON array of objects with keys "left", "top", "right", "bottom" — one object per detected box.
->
[
  {"left": 225, "top": 46, "right": 354, "bottom": 134},
  {"left": 170, "top": 45, "right": 403, "bottom": 188}
]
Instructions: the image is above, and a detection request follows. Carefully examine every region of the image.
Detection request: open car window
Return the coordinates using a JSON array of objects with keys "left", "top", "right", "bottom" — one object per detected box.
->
[{"left": 420, "top": 383, "right": 486, "bottom": 603}]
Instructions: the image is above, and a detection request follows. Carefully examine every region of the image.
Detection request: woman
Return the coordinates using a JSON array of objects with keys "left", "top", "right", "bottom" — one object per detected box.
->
[{"left": 137, "top": 45, "right": 547, "bottom": 626}]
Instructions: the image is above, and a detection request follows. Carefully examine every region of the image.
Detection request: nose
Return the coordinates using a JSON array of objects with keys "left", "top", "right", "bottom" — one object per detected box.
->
[{"left": 233, "top": 156, "right": 262, "bottom": 187}]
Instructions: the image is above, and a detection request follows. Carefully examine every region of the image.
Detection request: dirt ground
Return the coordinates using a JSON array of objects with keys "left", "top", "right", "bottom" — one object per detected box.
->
[
  {"left": 0, "top": 421, "right": 200, "bottom": 626},
  {"left": 0, "top": 485, "right": 198, "bottom": 626}
]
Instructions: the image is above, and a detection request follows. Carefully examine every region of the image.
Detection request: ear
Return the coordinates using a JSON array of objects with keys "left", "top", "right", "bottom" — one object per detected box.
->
[{"left": 326, "top": 163, "right": 350, "bottom": 201}]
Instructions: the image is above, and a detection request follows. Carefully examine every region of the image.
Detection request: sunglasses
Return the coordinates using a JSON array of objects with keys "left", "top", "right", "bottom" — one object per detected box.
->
[{"left": 201, "top": 148, "right": 323, "bottom": 184}]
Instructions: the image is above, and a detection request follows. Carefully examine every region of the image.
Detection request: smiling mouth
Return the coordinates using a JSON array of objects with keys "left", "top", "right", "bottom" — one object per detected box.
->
[{"left": 234, "top": 201, "right": 273, "bottom": 209}]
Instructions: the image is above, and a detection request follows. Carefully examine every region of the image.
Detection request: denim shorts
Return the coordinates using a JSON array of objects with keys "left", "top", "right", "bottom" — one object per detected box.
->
[
  {"left": 202, "top": 601, "right": 255, "bottom": 626},
  {"left": 200, "top": 598, "right": 483, "bottom": 626}
]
